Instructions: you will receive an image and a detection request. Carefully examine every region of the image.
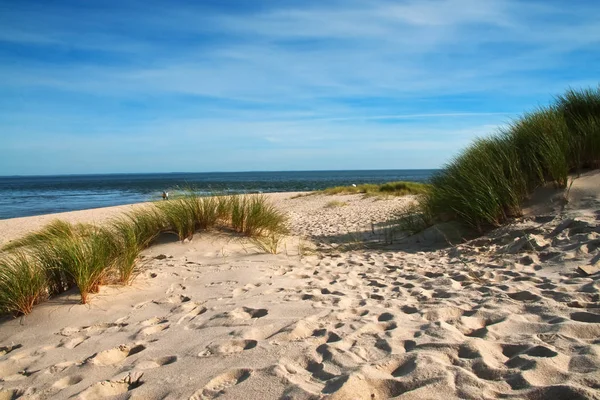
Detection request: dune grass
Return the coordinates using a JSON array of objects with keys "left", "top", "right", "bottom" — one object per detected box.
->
[
  {"left": 108, "top": 219, "right": 144, "bottom": 285},
  {"left": 0, "top": 192, "right": 287, "bottom": 313},
  {"left": 29, "top": 226, "right": 117, "bottom": 304},
  {"left": 425, "top": 86, "right": 600, "bottom": 232},
  {"left": 321, "top": 181, "right": 430, "bottom": 197},
  {"left": 156, "top": 196, "right": 198, "bottom": 241},
  {"left": 229, "top": 194, "right": 288, "bottom": 237},
  {"left": 0, "top": 252, "right": 48, "bottom": 315},
  {"left": 123, "top": 207, "right": 166, "bottom": 248}
]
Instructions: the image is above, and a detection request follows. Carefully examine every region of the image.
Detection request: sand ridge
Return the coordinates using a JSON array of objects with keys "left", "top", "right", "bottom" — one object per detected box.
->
[{"left": 0, "top": 181, "right": 600, "bottom": 399}]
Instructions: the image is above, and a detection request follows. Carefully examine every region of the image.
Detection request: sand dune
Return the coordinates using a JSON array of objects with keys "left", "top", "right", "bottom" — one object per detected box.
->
[{"left": 1, "top": 178, "right": 600, "bottom": 399}]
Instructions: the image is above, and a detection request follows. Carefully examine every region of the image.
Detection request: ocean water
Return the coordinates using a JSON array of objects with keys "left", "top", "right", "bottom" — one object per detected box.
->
[{"left": 0, "top": 170, "right": 436, "bottom": 220}]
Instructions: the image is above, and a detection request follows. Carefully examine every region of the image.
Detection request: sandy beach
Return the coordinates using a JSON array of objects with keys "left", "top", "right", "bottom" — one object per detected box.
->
[{"left": 1, "top": 176, "right": 600, "bottom": 400}]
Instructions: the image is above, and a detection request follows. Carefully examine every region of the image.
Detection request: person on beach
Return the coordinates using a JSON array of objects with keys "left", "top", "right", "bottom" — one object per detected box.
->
[{"left": 162, "top": 191, "right": 169, "bottom": 200}]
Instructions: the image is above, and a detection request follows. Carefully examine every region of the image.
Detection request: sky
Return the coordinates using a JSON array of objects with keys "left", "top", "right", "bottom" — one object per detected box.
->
[{"left": 1, "top": 0, "right": 599, "bottom": 175}]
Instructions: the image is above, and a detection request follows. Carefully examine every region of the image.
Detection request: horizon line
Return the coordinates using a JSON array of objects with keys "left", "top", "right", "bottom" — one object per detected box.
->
[{"left": 0, "top": 167, "right": 441, "bottom": 179}]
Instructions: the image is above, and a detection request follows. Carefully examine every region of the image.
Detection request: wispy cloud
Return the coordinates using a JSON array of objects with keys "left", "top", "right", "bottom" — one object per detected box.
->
[{"left": 0, "top": 0, "right": 598, "bottom": 174}]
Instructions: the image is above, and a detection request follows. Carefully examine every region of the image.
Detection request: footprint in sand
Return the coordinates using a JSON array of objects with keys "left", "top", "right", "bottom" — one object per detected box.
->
[
  {"left": 507, "top": 291, "right": 542, "bottom": 302},
  {"left": 60, "top": 336, "right": 88, "bottom": 349},
  {"left": 177, "top": 304, "right": 207, "bottom": 325},
  {"left": 153, "top": 294, "right": 191, "bottom": 305},
  {"left": 198, "top": 340, "right": 258, "bottom": 357},
  {"left": 80, "top": 372, "right": 144, "bottom": 399},
  {"left": 0, "top": 344, "right": 22, "bottom": 357},
  {"left": 137, "top": 323, "right": 170, "bottom": 337},
  {"left": 377, "top": 312, "right": 395, "bottom": 322},
  {"left": 52, "top": 375, "right": 84, "bottom": 389},
  {"left": 89, "top": 344, "right": 146, "bottom": 366},
  {"left": 135, "top": 355, "right": 178, "bottom": 370},
  {"left": 58, "top": 322, "right": 129, "bottom": 338},
  {"left": 190, "top": 369, "right": 252, "bottom": 399},
  {"left": 570, "top": 311, "right": 600, "bottom": 323},
  {"left": 47, "top": 361, "right": 76, "bottom": 374}
]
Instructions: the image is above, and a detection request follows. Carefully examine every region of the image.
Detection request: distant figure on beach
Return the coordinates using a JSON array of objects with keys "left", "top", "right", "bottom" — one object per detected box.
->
[{"left": 162, "top": 191, "right": 169, "bottom": 200}]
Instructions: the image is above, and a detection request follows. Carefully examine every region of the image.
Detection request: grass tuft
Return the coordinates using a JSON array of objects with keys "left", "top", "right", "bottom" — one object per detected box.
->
[
  {"left": 0, "top": 252, "right": 48, "bottom": 315},
  {"left": 229, "top": 194, "right": 288, "bottom": 237},
  {"left": 156, "top": 196, "right": 198, "bottom": 241},
  {"left": 250, "top": 233, "right": 285, "bottom": 254},
  {"left": 31, "top": 227, "right": 116, "bottom": 304}
]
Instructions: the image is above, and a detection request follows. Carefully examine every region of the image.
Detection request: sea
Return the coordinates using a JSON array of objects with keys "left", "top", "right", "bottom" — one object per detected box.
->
[{"left": 0, "top": 170, "right": 436, "bottom": 220}]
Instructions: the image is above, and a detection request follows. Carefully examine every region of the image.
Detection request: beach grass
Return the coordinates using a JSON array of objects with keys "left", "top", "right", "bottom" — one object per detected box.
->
[
  {"left": 321, "top": 181, "right": 430, "bottom": 197},
  {"left": 425, "top": 85, "right": 600, "bottom": 231},
  {"left": 250, "top": 233, "right": 285, "bottom": 254},
  {"left": 30, "top": 227, "right": 117, "bottom": 304},
  {"left": 0, "top": 252, "right": 48, "bottom": 315},
  {"left": 0, "top": 192, "right": 287, "bottom": 313},
  {"left": 108, "top": 219, "right": 143, "bottom": 285},
  {"left": 156, "top": 196, "right": 199, "bottom": 241},
  {"left": 123, "top": 207, "right": 166, "bottom": 248},
  {"left": 237, "top": 195, "right": 288, "bottom": 237}
]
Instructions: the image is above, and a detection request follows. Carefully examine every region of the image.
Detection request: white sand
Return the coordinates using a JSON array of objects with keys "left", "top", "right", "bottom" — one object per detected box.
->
[{"left": 1, "top": 179, "right": 599, "bottom": 400}]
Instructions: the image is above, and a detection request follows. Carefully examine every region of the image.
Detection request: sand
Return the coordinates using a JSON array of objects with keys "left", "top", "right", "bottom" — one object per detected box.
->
[{"left": 0, "top": 178, "right": 599, "bottom": 400}]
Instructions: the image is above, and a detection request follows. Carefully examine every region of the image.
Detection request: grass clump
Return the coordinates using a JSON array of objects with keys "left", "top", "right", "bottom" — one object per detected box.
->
[
  {"left": 31, "top": 226, "right": 117, "bottom": 304},
  {"left": 229, "top": 194, "right": 287, "bottom": 237},
  {"left": 325, "top": 200, "right": 347, "bottom": 208},
  {"left": 250, "top": 233, "right": 285, "bottom": 254},
  {"left": 156, "top": 196, "right": 198, "bottom": 241},
  {"left": 0, "top": 252, "right": 48, "bottom": 315},
  {"left": 123, "top": 207, "right": 165, "bottom": 248},
  {"left": 108, "top": 219, "right": 143, "bottom": 285},
  {"left": 321, "top": 181, "right": 430, "bottom": 197},
  {"left": 426, "top": 85, "right": 600, "bottom": 231}
]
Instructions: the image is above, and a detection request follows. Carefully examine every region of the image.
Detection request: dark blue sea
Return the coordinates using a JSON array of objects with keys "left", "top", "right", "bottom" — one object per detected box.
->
[{"left": 0, "top": 170, "right": 436, "bottom": 220}]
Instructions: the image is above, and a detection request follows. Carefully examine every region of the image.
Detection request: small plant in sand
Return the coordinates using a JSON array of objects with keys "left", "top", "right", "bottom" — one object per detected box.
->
[
  {"left": 0, "top": 252, "right": 48, "bottom": 315},
  {"left": 250, "top": 233, "right": 285, "bottom": 254},
  {"left": 395, "top": 202, "right": 433, "bottom": 236},
  {"left": 297, "top": 238, "right": 316, "bottom": 259},
  {"left": 229, "top": 194, "right": 288, "bottom": 237},
  {"left": 325, "top": 200, "right": 347, "bottom": 208}
]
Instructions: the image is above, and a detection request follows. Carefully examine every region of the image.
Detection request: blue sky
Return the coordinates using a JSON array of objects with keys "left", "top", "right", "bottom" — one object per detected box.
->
[{"left": 1, "top": 0, "right": 599, "bottom": 175}]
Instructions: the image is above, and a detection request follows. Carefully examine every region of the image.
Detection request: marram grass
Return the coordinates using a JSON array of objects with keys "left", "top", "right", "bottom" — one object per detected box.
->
[
  {"left": 0, "top": 252, "right": 48, "bottom": 315},
  {"left": 31, "top": 226, "right": 117, "bottom": 304},
  {"left": 0, "top": 192, "right": 288, "bottom": 314},
  {"left": 425, "top": 85, "right": 600, "bottom": 231}
]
